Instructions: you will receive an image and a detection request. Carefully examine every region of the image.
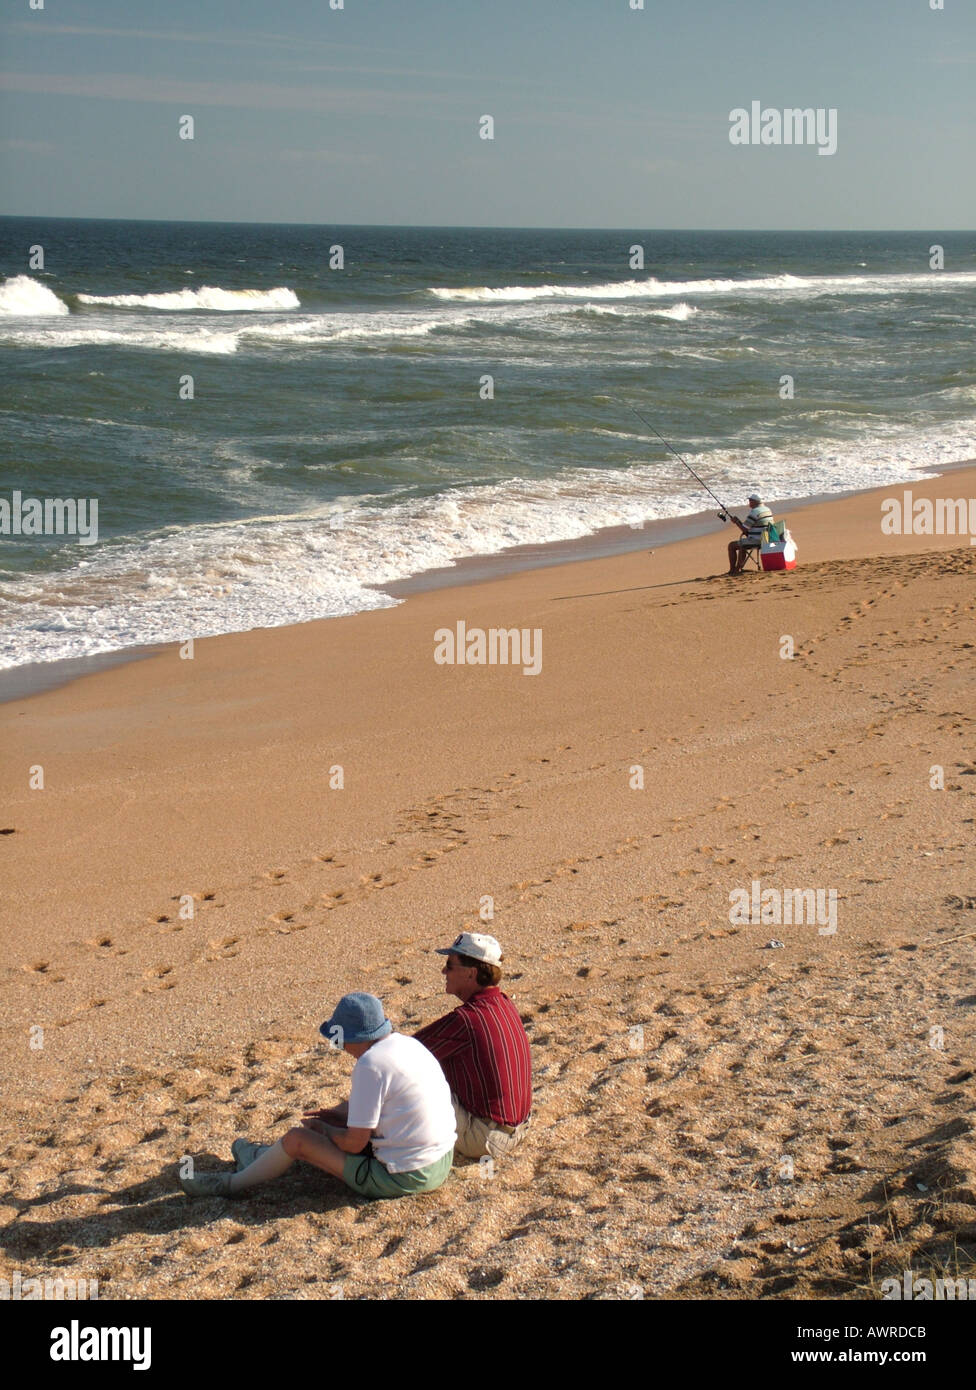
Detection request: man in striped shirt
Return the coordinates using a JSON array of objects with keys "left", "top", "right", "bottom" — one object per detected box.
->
[
  {"left": 414, "top": 932, "right": 532, "bottom": 1161},
  {"left": 727, "top": 492, "right": 775, "bottom": 574}
]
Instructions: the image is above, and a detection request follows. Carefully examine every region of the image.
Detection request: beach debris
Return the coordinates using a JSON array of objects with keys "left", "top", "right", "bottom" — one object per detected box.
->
[{"left": 763, "top": 939, "right": 786, "bottom": 950}]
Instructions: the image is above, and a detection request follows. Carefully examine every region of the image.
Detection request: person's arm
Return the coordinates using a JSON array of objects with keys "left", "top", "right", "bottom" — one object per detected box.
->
[
  {"left": 414, "top": 1009, "right": 469, "bottom": 1063},
  {"left": 330, "top": 1125, "right": 372, "bottom": 1154}
]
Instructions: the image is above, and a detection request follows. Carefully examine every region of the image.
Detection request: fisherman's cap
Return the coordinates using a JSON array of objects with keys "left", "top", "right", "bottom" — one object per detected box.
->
[
  {"left": 320, "top": 992, "right": 392, "bottom": 1045},
  {"left": 748, "top": 493, "right": 762, "bottom": 504},
  {"left": 436, "top": 931, "right": 502, "bottom": 965}
]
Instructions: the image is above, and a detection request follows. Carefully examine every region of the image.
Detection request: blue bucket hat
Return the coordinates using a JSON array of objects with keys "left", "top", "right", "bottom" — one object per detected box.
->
[{"left": 319, "top": 992, "right": 392, "bottom": 1046}]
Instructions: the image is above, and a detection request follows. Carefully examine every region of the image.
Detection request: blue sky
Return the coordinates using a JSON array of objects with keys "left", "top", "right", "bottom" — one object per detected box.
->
[{"left": 2, "top": 0, "right": 974, "bottom": 227}]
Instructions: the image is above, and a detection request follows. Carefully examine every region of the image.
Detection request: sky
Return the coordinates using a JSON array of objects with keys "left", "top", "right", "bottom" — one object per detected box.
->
[{"left": 1, "top": 0, "right": 974, "bottom": 228}]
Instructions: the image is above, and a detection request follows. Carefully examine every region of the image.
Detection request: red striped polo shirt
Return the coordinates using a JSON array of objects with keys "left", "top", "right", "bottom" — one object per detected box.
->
[{"left": 414, "top": 988, "right": 532, "bottom": 1128}]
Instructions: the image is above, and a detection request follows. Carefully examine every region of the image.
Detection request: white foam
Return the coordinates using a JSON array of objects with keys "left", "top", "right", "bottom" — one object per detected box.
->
[
  {"left": 0, "top": 318, "right": 240, "bottom": 354},
  {"left": 580, "top": 301, "right": 697, "bottom": 321},
  {"left": 429, "top": 271, "right": 976, "bottom": 303},
  {"left": 76, "top": 285, "right": 300, "bottom": 311},
  {"left": 241, "top": 309, "right": 480, "bottom": 344},
  {"left": 0, "top": 275, "right": 70, "bottom": 316},
  {"left": 0, "top": 305, "right": 492, "bottom": 355},
  {"left": 651, "top": 302, "right": 698, "bottom": 321},
  {"left": 2, "top": 417, "right": 973, "bottom": 671},
  {"left": 934, "top": 384, "right": 976, "bottom": 403}
]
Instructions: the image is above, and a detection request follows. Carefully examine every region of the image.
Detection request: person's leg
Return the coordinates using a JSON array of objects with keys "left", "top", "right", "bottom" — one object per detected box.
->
[
  {"left": 281, "top": 1125, "right": 349, "bottom": 1178},
  {"left": 230, "top": 1126, "right": 347, "bottom": 1193},
  {"left": 232, "top": 1138, "right": 270, "bottom": 1170},
  {"left": 734, "top": 540, "right": 752, "bottom": 572},
  {"left": 181, "top": 1137, "right": 294, "bottom": 1198},
  {"left": 226, "top": 1139, "right": 295, "bottom": 1193},
  {"left": 727, "top": 540, "right": 738, "bottom": 573},
  {"left": 485, "top": 1121, "right": 529, "bottom": 1160},
  {"left": 450, "top": 1092, "right": 494, "bottom": 1160}
]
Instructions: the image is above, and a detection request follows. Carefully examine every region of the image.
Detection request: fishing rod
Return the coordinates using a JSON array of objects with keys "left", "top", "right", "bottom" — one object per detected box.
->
[{"left": 615, "top": 398, "right": 736, "bottom": 521}]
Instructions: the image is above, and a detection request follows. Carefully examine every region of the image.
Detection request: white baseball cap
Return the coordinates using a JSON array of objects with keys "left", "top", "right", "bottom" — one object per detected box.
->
[{"left": 436, "top": 931, "right": 502, "bottom": 965}]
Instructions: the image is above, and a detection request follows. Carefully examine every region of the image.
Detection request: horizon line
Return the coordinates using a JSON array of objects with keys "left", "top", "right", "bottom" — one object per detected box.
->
[{"left": 1, "top": 214, "right": 974, "bottom": 234}]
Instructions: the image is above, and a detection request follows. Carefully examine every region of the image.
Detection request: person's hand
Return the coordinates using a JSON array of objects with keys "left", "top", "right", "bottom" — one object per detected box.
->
[
  {"left": 305, "top": 1106, "right": 345, "bottom": 1126},
  {"left": 301, "top": 1117, "right": 332, "bottom": 1135}
]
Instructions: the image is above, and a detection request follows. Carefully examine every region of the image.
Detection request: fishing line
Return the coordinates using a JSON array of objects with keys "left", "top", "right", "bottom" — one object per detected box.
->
[{"left": 613, "top": 398, "right": 734, "bottom": 518}]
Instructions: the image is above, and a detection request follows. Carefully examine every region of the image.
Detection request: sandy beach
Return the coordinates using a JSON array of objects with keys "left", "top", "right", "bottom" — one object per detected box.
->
[{"left": 1, "top": 468, "right": 974, "bottom": 1301}]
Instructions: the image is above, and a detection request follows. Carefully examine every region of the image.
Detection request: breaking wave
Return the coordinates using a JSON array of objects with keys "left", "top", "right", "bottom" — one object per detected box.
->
[
  {"left": 429, "top": 271, "right": 976, "bottom": 303},
  {"left": 0, "top": 275, "right": 70, "bottom": 316},
  {"left": 76, "top": 285, "right": 300, "bottom": 311}
]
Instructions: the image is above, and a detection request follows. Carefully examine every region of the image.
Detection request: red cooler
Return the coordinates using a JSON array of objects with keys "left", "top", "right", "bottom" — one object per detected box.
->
[{"left": 761, "top": 525, "right": 798, "bottom": 571}]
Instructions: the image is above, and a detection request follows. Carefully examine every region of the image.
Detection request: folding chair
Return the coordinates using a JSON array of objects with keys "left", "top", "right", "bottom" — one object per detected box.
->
[{"left": 742, "top": 541, "right": 763, "bottom": 572}]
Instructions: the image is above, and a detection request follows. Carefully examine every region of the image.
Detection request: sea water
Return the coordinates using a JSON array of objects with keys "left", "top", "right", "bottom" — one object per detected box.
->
[{"left": 1, "top": 219, "right": 974, "bottom": 669}]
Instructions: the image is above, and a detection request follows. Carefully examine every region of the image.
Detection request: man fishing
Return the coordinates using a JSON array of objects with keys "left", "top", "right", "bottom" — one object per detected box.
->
[
  {"left": 723, "top": 493, "right": 775, "bottom": 574},
  {"left": 615, "top": 401, "right": 778, "bottom": 577}
]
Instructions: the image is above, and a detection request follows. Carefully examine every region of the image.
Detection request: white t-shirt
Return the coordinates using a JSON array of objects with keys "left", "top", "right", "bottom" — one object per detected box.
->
[{"left": 347, "top": 1033, "right": 457, "bottom": 1173}]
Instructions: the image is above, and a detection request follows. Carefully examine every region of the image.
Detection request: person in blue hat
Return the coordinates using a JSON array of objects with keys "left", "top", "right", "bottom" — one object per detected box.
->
[{"left": 179, "top": 992, "right": 456, "bottom": 1201}]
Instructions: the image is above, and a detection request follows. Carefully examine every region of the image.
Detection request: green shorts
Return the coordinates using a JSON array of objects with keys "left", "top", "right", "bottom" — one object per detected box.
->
[{"left": 341, "top": 1147, "right": 454, "bottom": 1201}]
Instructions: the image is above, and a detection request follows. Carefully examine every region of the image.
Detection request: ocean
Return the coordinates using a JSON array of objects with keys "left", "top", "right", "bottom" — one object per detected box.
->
[{"left": 1, "top": 218, "right": 974, "bottom": 671}]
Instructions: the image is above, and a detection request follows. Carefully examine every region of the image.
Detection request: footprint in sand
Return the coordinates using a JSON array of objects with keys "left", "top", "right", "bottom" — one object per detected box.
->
[
  {"left": 22, "top": 959, "right": 67, "bottom": 982},
  {"left": 207, "top": 936, "right": 240, "bottom": 958},
  {"left": 264, "top": 912, "right": 308, "bottom": 935},
  {"left": 139, "top": 964, "right": 177, "bottom": 994},
  {"left": 88, "top": 935, "right": 113, "bottom": 949}
]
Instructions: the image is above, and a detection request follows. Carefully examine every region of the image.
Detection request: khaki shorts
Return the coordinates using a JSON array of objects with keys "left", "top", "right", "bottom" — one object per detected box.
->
[{"left": 451, "top": 1092, "right": 530, "bottom": 1161}]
